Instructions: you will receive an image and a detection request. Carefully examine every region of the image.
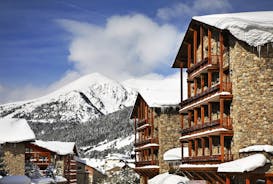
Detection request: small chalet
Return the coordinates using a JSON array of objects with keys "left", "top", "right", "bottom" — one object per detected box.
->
[
  {"left": 75, "top": 157, "right": 105, "bottom": 184},
  {"left": 130, "top": 91, "right": 181, "bottom": 184},
  {"left": 172, "top": 11, "right": 273, "bottom": 183},
  {"left": 25, "top": 140, "right": 78, "bottom": 184},
  {"left": 0, "top": 118, "right": 35, "bottom": 176}
]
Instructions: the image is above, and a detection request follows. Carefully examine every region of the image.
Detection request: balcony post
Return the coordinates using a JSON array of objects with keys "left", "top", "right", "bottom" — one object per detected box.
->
[
  {"left": 151, "top": 147, "right": 154, "bottom": 164},
  {"left": 194, "top": 139, "right": 198, "bottom": 157},
  {"left": 246, "top": 177, "right": 251, "bottom": 184},
  {"left": 194, "top": 108, "right": 198, "bottom": 126},
  {"left": 151, "top": 109, "right": 154, "bottom": 138},
  {"left": 220, "top": 98, "right": 224, "bottom": 127},
  {"left": 201, "top": 74, "right": 204, "bottom": 93},
  {"left": 219, "top": 31, "right": 224, "bottom": 92},
  {"left": 201, "top": 138, "right": 205, "bottom": 156},
  {"left": 208, "top": 70, "right": 212, "bottom": 88},
  {"left": 200, "top": 25, "right": 204, "bottom": 61},
  {"left": 188, "top": 81, "right": 191, "bottom": 98},
  {"left": 208, "top": 103, "right": 212, "bottom": 123},
  {"left": 189, "top": 141, "right": 192, "bottom": 157},
  {"left": 209, "top": 136, "right": 212, "bottom": 156},
  {"left": 134, "top": 117, "right": 137, "bottom": 144},
  {"left": 201, "top": 105, "right": 205, "bottom": 125},
  {"left": 208, "top": 29, "right": 212, "bottom": 64},
  {"left": 194, "top": 30, "right": 197, "bottom": 64},
  {"left": 226, "top": 176, "right": 231, "bottom": 184},
  {"left": 194, "top": 78, "right": 197, "bottom": 96},
  {"left": 188, "top": 44, "right": 191, "bottom": 68},
  {"left": 180, "top": 65, "right": 184, "bottom": 102},
  {"left": 220, "top": 134, "right": 224, "bottom": 162},
  {"left": 188, "top": 111, "right": 192, "bottom": 128},
  {"left": 181, "top": 142, "right": 184, "bottom": 160}
]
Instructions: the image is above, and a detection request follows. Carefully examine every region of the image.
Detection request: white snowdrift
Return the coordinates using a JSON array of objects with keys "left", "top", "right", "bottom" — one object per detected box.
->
[
  {"left": 163, "top": 147, "right": 189, "bottom": 161},
  {"left": 32, "top": 140, "right": 76, "bottom": 155},
  {"left": 0, "top": 118, "right": 35, "bottom": 144},
  {"left": 239, "top": 145, "right": 273, "bottom": 154},
  {"left": 218, "top": 153, "right": 268, "bottom": 173},
  {"left": 193, "top": 11, "right": 273, "bottom": 47},
  {"left": 148, "top": 172, "right": 189, "bottom": 184}
]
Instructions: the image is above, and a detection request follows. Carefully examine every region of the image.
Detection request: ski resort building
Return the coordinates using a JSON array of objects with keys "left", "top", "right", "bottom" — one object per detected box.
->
[
  {"left": 25, "top": 140, "right": 78, "bottom": 184},
  {"left": 172, "top": 11, "right": 273, "bottom": 183},
  {"left": 130, "top": 93, "right": 181, "bottom": 184},
  {"left": 0, "top": 118, "right": 35, "bottom": 175}
]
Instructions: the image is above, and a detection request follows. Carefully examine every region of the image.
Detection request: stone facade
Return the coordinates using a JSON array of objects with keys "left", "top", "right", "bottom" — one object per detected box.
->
[
  {"left": 3, "top": 143, "right": 25, "bottom": 175},
  {"left": 229, "top": 37, "right": 273, "bottom": 159},
  {"left": 154, "top": 106, "right": 181, "bottom": 173}
]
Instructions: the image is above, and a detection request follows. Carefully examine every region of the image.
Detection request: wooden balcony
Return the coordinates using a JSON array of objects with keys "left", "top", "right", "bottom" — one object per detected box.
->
[
  {"left": 181, "top": 117, "right": 233, "bottom": 136},
  {"left": 134, "top": 137, "right": 159, "bottom": 147},
  {"left": 181, "top": 84, "right": 220, "bottom": 107},
  {"left": 137, "top": 118, "right": 147, "bottom": 127},
  {"left": 182, "top": 154, "right": 233, "bottom": 164},
  {"left": 187, "top": 55, "right": 219, "bottom": 76},
  {"left": 135, "top": 160, "right": 159, "bottom": 167}
]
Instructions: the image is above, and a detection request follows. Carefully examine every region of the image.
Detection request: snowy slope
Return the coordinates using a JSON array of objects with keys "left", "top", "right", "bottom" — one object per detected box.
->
[{"left": 0, "top": 73, "right": 137, "bottom": 123}]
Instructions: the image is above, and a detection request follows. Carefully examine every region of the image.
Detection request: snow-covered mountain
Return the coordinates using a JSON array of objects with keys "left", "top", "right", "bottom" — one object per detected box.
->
[{"left": 0, "top": 73, "right": 137, "bottom": 123}]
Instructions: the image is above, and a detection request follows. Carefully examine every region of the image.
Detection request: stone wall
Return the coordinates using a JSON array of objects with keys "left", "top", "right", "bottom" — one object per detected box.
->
[
  {"left": 3, "top": 143, "right": 25, "bottom": 175},
  {"left": 229, "top": 36, "right": 273, "bottom": 159},
  {"left": 154, "top": 106, "right": 181, "bottom": 173}
]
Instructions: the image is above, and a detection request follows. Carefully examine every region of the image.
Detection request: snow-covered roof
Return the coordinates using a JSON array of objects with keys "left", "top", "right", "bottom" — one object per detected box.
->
[
  {"left": 148, "top": 172, "right": 189, "bottom": 184},
  {"left": 32, "top": 140, "right": 77, "bottom": 155},
  {"left": 135, "top": 165, "right": 159, "bottom": 169},
  {"left": 0, "top": 118, "right": 35, "bottom": 144},
  {"left": 239, "top": 145, "right": 273, "bottom": 154},
  {"left": 217, "top": 154, "right": 268, "bottom": 173},
  {"left": 74, "top": 157, "right": 105, "bottom": 174},
  {"left": 163, "top": 147, "right": 189, "bottom": 161},
  {"left": 193, "top": 11, "right": 273, "bottom": 47}
]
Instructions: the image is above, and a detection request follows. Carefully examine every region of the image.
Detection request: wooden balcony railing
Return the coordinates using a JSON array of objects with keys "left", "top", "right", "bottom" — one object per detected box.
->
[
  {"left": 222, "top": 82, "right": 232, "bottom": 92},
  {"left": 182, "top": 153, "right": 233, "bottom": 163},
  {"left": 137, "top": 118, "right": 147, "bottom": 127},
  {"left": 181, "top": 117, "right": 232, "bottom": 135},
  {"left": 187, "top": 55, "right": 219, "bottom": 74},
  {"left": 180, "top": 84, "right": 219, "bottom": 107},
  {"left": 135, "top": 160, "right": 159, "bottom": 167},
  {"left": 134, "top": 137, "right": 159, "bottom": 147}
]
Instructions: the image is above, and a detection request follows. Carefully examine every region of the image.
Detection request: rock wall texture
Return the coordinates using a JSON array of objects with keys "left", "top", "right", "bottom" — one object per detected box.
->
[{"left": 229, "top": 36, "right": 273, "bottom": 159}]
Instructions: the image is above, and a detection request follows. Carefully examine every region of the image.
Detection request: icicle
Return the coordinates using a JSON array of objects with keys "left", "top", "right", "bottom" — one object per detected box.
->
[{"left": 257, "top": 45, "right": 261, "bottom": 58}]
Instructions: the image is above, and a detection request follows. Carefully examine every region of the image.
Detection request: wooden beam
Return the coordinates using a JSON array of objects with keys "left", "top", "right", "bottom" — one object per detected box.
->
[
  {"left": 194, "top": 139, "right": 198, "bottom": 157},
  {"left": 194, "top": 108, "right": 198, "bottom": 126},
  {"left": 209, "top": 136, "right": 212, "bottom": 156},
  {"left": 208, "top": 29, "right": 212, "bottom": 64},
  {"left": 180, "top": 66, "right": 183, "bottom": 102},
  {"left": 151, "top": 109, "right": 154, "bottom": 138},
  {"left": 188, "top": 81, "right": 191, "bottom": 98},
  {"left": 188, "top": 44, "right": 191, "bottom": 68},
  {"left": 200, "top": 25, "right": 204, "bottom": 60},
  {"left": 194, "top": 78, "right": 197, "bottom": 96},
  {"left": 219, "top": 31, "right": 224, "bottom": 92},
  {"left": 220, "top": 134, "right": 225, "bottom": 162},
  {"left": 246, "top": 177, "right": 251, "bottom": 184},
  {"left": 208, "top": 102, "right": 212, "bottom": 123},
  {"left": 201, "top": 74, "right": 204, "bottom": 93},
  {"left": 189, "top": 141, "right": 192, "bottom": 157},
  {"left": 192, "top": 172, "right": 205, "bottom": 180},
  {"left": 202, "top": 172, "right": 216, "bottom": 183},
  {"left": 201, "top": 105, "right": 205, "bottom": 125},
  {"left": 220, "top": 98, "right": 224, "bottom": 127},
  {"left": 208, "top": 70, "right": 212, "bottom": 88},
  {"left": 226, "top": 176, "right": 231, "bottom": 184},
  {"left": 188, "top": 111, "right": 192, "bottom": 128},
  {"left": 211, "top": 172, "right": 225, "bottom": 184},
  {"left": 194, "top": 30, "right": 197, "bottom": 64}
]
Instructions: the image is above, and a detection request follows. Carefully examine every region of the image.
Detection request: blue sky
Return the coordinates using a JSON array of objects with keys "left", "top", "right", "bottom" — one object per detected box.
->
[{"left": 0, "top": 0, "right": 273, "bottom": 103}]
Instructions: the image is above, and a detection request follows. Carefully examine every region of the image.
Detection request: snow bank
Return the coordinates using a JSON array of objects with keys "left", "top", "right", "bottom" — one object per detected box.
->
[
  {"left": 163, "top": 147, "right": 189, "bottom": 161},
  {"left": 218, "top": 154, "right": 268, "bottom": 173},
  {"left": 193, "top": 11, "right": 273, "bottom": 47},
  {"left": 0, "top": 176, "right": 31, "bottom": 184},
  {"left": 32, "top": 140, "right": 76, "bottom": 155},
  {"left": 239, "top": 145, "right": 273, "bottom": 154},
  {"left": 148, "top": 172, "right": 189, "bottom": 184},
  {"left": 0, "top": 118, "right": 35, "bottom": 144}
]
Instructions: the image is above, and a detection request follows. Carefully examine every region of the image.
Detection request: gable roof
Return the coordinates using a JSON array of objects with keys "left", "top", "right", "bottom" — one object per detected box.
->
[
  {"left": 0, "top": 118, "right": 35, "bottom": 144},
  {"left": 172, "top": 11, "right": 273, "bottom": 68},
  {"left": 31, "top": 140, "right": 78, "bottom": 156}
]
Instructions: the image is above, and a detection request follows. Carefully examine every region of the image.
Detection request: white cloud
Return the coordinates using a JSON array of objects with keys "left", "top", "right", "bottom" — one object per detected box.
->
[
  {"left": 157, "top": 0, "right": 232, "bottom": 21},
  {"left": 57, "top": 14, "right": 182, "bottom": 80}
]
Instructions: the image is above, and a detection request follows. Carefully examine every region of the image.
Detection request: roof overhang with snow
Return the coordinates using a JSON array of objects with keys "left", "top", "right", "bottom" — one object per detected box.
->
[
  {"left": 31, "top": 140, "right": 78, "bottom": 156},
  {"left": 239, "top": 145, "right": 273, "bottom": 154},
  {"left": 0, "top": 118, "right": 35, "bottom": 144},
  {"left": 172, "top": 11, "right": 273, "bottom": 68},
  {"left": 217, "top": 154, "right": 269, "bottom": 173},
  {"left": 163, "top": 147, "right": 189, "bottom": 161}
]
